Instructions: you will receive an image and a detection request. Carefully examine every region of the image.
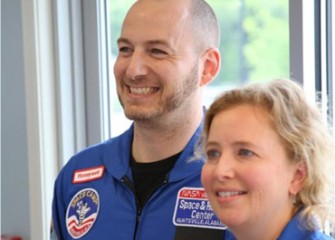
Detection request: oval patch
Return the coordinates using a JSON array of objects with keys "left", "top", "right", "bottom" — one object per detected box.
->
[{"left": 66, "top": 188, "right": 100, "bottom": 239}]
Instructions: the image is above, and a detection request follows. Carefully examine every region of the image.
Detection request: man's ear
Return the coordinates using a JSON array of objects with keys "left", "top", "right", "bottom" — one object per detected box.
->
[
  {"left": 200, "top": 48, "right": 221, "bottom": 86},
  {"left": 289, "top": 161, "right": 307, "bottom": 195}
]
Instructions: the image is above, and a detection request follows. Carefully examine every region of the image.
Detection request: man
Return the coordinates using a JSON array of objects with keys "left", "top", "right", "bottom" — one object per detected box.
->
[{"left": 51, "top": 0, "right": 223, "bottom": 239}]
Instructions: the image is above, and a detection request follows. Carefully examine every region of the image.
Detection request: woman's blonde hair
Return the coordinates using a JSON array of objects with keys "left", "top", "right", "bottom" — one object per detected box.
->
[{"left": 203, "top": 78, "right": 335, "bottom": 230}]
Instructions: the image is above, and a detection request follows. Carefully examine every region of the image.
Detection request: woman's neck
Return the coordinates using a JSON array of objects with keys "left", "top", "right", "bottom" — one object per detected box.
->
[{"left": 230, "top": 204, "right": 296, "bottom": 240}]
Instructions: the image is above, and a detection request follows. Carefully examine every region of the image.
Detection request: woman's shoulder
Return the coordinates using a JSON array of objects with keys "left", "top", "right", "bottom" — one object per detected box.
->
[
  {"left": 306, "top": 231, "right": 334, "bottom": 240},
  {"left": 279, "top": 210, "right": 334, "bottom": 240}
]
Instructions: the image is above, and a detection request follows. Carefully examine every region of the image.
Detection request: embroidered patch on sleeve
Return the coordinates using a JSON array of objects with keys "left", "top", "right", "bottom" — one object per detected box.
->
[{"left": 66, "top": 188, "right": 100, "bottom": 239}]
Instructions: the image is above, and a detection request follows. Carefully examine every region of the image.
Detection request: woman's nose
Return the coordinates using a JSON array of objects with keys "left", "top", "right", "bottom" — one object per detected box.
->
[{"left": 215, "top": 155, "right": 235, "bottom": 181}]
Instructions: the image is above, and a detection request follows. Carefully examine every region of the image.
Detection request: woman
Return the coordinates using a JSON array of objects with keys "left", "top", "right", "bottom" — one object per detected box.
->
[{"left": 201, "top": 78, "right": 334, "bottom": 239}]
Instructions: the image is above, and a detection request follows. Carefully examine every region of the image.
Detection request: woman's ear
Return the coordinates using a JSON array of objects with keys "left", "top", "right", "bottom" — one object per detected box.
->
[
  {"left": 200, "top": 48, "right": 221, "bottom": 86},
  {"left": 289, "top": 161, "right": 307, "bottom": 195}
]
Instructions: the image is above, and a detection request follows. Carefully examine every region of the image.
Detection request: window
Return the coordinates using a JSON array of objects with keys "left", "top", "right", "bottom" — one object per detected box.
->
[{"left": 105, "top": 0, "right": 135, "bottom": 137}]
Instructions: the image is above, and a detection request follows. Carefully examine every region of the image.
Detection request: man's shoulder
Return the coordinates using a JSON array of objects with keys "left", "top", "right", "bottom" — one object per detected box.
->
[
  {"left": 56, "top": 134, "right": 128, "bottom": 176},
  {"left": 71, "top": 127, "right": 133, "bottom": 162}
]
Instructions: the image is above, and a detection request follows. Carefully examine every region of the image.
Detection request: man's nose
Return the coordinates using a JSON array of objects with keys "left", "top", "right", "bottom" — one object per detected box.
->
[{"left": 126, "top": 51, "right": 149, "bottom": 80}]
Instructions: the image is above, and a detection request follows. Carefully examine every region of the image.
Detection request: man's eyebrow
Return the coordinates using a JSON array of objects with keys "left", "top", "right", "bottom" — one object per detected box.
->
[
  {"left": 117, "top": 38, "right": 172, "bottom": 48},
  {"left": 117, "top": 37, "right": 131, "bottom": 45},
  {"left": 146, "top": 40, "right": 170, "bottom": 46},
  {"left": 145, "top": 40, "right": 175, "bottom": 51}
]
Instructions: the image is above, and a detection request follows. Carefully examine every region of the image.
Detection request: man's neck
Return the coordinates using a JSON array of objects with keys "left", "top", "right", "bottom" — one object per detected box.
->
[{"left": 131, "top": 107, "right": 203, "bottom": 163}]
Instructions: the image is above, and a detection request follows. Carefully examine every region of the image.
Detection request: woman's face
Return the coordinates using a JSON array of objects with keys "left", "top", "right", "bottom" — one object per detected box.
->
[{"left": 201, "top": 104, "right": 303, "bottom": 234}]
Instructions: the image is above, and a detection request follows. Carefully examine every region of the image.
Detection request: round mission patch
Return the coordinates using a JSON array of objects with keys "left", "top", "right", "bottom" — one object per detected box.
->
[{"left": 66, "top": 188, "right": 100, "bottom": 239}]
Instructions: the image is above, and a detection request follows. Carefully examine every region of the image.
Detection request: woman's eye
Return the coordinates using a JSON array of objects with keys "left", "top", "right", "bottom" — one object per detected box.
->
[
  {"left": 206, "top": 149, "right": 221, "bottom": 159},
  {"left": 238, "top": 149, "right": 254, "bottom": 157}
]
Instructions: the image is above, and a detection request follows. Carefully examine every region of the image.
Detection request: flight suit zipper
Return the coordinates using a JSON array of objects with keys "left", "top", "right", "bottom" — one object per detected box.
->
[
  {"left": 121, "top": 176, "right": 140, "bottom": 240},
  {"left": 121, "top": 175, "right": 169, "bottom": 240}
]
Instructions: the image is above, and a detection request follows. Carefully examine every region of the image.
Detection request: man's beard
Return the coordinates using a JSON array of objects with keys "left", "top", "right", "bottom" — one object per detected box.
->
[{"left": 118, "top": 64, "right": 199, "bottom": 122}]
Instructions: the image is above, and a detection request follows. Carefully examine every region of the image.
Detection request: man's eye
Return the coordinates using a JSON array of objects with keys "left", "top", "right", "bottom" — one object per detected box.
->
[
  {"left": 238, "top": 149, "right": 254, "bottom": 157},
  {"left": 206, "top": 149, "right": 221, "bottom": 159},
  {"left": 151, "top": 48, "right": 167, "bottom": 55},
  {"left": 119, "top": 47, "right": 132, "bottom": 53}
]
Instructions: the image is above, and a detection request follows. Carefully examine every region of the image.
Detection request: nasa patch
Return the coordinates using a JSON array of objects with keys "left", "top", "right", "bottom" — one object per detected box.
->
[
  {"left": 173, "top": 187, "right": 226, "bottom": 230},
  {"left": 66, "top": 188, "right": 100, "bottom": 239}
]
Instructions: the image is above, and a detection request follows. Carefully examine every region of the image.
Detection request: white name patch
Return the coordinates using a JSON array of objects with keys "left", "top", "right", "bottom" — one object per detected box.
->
[{"left": 72, "top": 166, "right": 105, "bottom": 184}]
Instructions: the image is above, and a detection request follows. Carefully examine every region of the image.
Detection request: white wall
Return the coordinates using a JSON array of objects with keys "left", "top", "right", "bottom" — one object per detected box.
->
[{"left": 1, "top": 0, "right": 31, "bottom": 239}]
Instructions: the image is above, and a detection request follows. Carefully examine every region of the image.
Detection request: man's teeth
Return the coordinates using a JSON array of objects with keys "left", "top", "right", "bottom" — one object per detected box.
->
[
  {"left": 218, "top": 191, "right": 245, "bottom": 198},
  {"left": 130, "top": 87, "right": 155, "bottom": 95}
]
